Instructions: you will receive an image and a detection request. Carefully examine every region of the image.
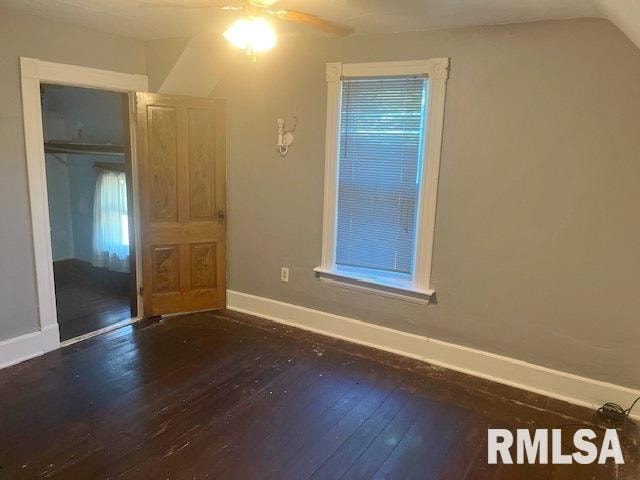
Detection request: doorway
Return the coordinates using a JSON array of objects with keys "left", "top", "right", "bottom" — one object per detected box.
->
[
  {"left": 20, "top": 58, "right": 148, "bottom": 353},
  {"left": 41, "top": 84, "right": 137, "bottom": 341},
  {"left": 21, "top": 58, "right": 226, "bottom": 356}
]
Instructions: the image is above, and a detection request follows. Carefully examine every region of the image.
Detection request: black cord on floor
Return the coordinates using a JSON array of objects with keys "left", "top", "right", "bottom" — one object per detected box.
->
[
  {"left": 596, "top": 395, "right": 640, "bottom": 430},
  {"left": 554, "top": 396, "right": 639, "bottom": 452}
]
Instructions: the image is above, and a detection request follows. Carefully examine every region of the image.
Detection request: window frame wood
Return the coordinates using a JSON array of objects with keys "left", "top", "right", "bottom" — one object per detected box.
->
[{"left": 314, "top": 59, "right": 450, "bottom": 303}]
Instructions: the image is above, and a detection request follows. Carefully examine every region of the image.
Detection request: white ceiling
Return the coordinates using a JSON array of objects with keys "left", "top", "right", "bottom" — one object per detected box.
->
[{"left": 1, "top": 0, "right": 638, "bottom": 48}]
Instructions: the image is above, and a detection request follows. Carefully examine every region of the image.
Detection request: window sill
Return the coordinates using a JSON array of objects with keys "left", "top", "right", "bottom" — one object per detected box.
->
[{"left": 313, "top": 267, "right": 434, "bottom": 305}]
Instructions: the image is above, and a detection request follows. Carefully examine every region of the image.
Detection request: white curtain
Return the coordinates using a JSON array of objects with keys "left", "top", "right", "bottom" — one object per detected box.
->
[{"left": 92, "top": 170, "right": 130, "bottom": 273}]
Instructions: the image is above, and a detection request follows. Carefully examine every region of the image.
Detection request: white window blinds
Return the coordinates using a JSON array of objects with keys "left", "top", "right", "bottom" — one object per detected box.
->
[{"left": 335, "top": 77, "right": 428, "bottom": 274}]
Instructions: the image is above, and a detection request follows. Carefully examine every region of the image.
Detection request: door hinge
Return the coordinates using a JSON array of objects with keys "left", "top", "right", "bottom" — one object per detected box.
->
[{"left": 138, "top": 286, "right": 144, "bottom": 296}]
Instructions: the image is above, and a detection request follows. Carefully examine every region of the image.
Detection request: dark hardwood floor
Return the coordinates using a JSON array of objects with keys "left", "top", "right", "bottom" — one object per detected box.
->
[
  {"left": 0, "top": 310, "right": 637, "bottom": 479},
  {"left": 53, "top": 259, "right": 133, "bottom": 341}
]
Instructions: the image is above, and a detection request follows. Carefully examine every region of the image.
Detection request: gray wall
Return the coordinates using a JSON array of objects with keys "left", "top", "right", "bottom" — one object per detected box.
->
[
  {"left": 42, "top": 86, "right": 126, "bottom": 264},
  {"left": 42, "top": 85, "right": 125, "bottom": 146},
  {"left": 211, "top": 18, "right": 640, "bottom": 389},
  {"left": 144, "top": 37, "right": 190, "bottom": 93},
  {"left": 2, "top": 11, "right": 638, "bottom": 392},
  {"left": 44, "top": 155, "right": 73, "bottom": 261},
  {"left": 67, "top": 160, "right": 96, "bottom": 263},
  {"left": 0, "top": 10, "right": 145, "bottom": 341},
  {"left": 42, "top": 102, "right": 73, "bottom": 261}
]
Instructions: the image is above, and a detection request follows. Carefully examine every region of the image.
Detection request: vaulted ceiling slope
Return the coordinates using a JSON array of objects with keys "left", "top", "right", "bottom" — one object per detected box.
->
[
  {"left": 597, "top": 0, "right": 640, "bottom": 49},
  {"left": 2, "top": 0, "right": 639, "bottom": 49}
]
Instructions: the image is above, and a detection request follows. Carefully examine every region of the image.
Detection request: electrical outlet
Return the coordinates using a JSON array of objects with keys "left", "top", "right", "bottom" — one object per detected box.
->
[{"left": 280, "top": 267, "right": 289, "bottom": 283}]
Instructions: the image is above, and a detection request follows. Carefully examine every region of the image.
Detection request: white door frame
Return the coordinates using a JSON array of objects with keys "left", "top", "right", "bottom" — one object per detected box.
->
[{"left": 20, "top": 57, "right": 148, "bottom": 351}]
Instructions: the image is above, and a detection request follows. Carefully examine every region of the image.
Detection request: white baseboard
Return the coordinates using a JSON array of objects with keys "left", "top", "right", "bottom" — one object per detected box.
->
[
  {"left": 0, "top": 323, "right": 60, "bottom": 370},
  {"left": 227, "top": 290, "right": 640, "bottom": 420}
]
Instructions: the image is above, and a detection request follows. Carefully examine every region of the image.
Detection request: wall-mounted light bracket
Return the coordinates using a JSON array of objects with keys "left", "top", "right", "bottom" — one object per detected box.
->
[{"left": 276, "top": 116, "right": 296, "bottom": 157}]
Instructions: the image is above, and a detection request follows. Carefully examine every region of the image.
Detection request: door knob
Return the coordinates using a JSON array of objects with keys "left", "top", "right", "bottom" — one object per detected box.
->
[{"left": 217, "top": 210, "right": 226, "bottom": 222}]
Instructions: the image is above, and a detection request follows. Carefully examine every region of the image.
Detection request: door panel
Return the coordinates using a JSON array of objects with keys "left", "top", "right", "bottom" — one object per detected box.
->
[
  {"left": 188, "top": 108, "right": 217, "bottom": 220},
  {"left": 136, "top": 93, "right": 226, "bottom": 316},
  {"left": 148, "top": 106, "right": 179, "bottom": 222},
  {"left": 191, "top": 243, "right": 217, "bottom": 289}
]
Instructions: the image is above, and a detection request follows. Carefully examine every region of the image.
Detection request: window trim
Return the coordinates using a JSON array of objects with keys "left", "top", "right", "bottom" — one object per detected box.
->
[{"left": 315, "top": 59, "right": 450, "bottom": 302}]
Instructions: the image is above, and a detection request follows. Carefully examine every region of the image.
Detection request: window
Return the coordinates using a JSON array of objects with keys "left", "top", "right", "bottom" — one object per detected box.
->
[
  {"left": 315, "top": 59, "right": 449, "bottom": 303},
  {"left": 92, "top": 169, "right": 130, "bottom": 273}
]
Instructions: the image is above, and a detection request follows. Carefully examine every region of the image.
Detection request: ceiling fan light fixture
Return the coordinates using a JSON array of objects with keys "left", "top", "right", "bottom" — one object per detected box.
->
[{"left": 224, "top": 17, "right": 277, "bottom": 55}]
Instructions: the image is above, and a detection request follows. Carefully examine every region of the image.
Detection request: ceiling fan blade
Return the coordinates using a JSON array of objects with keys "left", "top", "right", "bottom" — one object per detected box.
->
[
  {"left": 249, "top": 0, "right": 279, "bottom": 6},
  {"left": 139, "top": 0, "right": 231, "bottom": 8},
  {"left": 139, "top": 0, "right": 277, "bottom": 8},
  {"left": 275, "top": 10, "right": 353, "bottom": 36}
]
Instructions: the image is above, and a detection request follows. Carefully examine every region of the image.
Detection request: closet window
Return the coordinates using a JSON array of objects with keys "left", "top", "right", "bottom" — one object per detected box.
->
[{"left": 92, "top": 169, "right": 129, "bottom": 273}]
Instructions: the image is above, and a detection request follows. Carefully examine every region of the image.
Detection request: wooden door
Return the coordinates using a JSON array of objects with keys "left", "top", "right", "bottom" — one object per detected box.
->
[{"left": 136, "top": 93, "right": 226, "bottom": 316}]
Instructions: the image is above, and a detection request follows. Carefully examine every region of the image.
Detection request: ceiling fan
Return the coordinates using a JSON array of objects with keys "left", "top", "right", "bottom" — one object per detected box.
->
[{"left": 141, "top": 0, "right": 354, "bottom": 56}]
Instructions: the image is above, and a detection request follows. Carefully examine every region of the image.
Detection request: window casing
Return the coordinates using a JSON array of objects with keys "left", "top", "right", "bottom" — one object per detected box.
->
[{"left": 315, "top": 59, "right": 449, "bottom": 303}]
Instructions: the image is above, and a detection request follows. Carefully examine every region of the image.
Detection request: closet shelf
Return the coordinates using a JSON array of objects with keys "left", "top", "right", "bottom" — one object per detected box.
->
[{"left": 44, "top": 141, "right": 124, "bottom": 156}]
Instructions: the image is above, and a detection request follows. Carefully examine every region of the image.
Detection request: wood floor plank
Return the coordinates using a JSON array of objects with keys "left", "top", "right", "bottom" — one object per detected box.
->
[
  {"left": 340, "top": 396, "right": 424, "bottom": 479},
  {"left": 283, "top": 385, "right": 402, "bottom": 480},
  {"left": 435, "top": 418, "right": 488, "bottom": 480},
  {"left": 386, "top": 404, "right": 466, "bottom": 480},
  {"left": 35, "top": 343, "right": 291, "bottom": 477},
  {"left": 53, "top": 259, "right": 133, "bottom": 341},
  {"left": 214, "top": 365, "right": 385, "bottom": 479},
  {"left": 309, "top": 388, "right": 410, "bottom": 480},
  {"left": 0, "top": 340, "right": 262, "bottom": 475},
  {"left": 0, "top": 309, "right": 637, "bottom": 479},
  {"left": 0, "top": 316, "right": 249, "bottom": 451}
]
